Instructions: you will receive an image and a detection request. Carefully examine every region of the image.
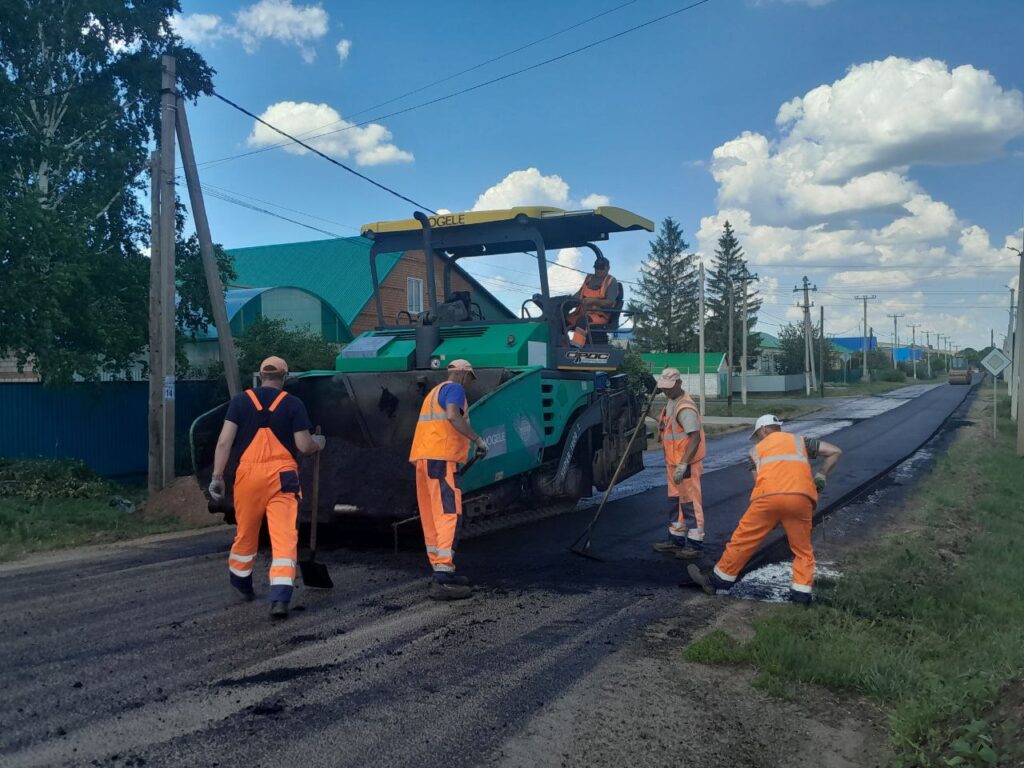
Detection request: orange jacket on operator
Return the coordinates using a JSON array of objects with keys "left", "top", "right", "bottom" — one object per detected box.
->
[
  {"left": 659, "top": 393, "right": 706, "bottom": 465},
  {"left": 409, "top": 382, "right": 472, "bottom": 464},
  {"left": 749, "top": 431, "right": 818, "bottom": 503}
]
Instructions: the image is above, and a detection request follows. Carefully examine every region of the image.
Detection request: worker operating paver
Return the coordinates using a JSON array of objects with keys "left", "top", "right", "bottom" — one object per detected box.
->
[
  {"left": 566, "top": 254, "right": 620, "bottom": 346},
  {"left": 651, "top": 367, "right": 706, "bottom": 560},
  {"left": 208, "top": 356, "right": 325, "bottom": 620},
  {"left": 409, "top": 359, "right": 489, "bottom": 601},
  {"left": 688, "top": 414, "right": 842, "bottom": 604}
]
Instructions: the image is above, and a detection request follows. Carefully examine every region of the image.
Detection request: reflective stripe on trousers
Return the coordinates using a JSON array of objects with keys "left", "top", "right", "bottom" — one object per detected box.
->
[{"left": 415, "top": 458, "right": 463, "bottom": 574}]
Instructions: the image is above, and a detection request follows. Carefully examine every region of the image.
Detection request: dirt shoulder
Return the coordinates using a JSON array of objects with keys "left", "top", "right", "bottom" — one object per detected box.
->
[{"left": 489, "top": 596, "right": 886, "bottom": 768}]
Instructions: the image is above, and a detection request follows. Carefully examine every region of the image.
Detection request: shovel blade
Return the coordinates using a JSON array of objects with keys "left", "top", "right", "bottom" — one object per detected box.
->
[
  {"left": 299, "top": 557, "right": 333, "bottom": 589},
  {"left": 568, "top": 545, "right": 604, "bottom": 562}
]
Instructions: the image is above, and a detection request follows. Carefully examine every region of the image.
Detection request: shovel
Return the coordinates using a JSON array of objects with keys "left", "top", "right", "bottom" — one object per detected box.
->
[
  {"left": 569, "top": 389, "right": 658, "bottom": 561},
  {"left": 298, "top": 426, "right": 333, "bottom": 589}
]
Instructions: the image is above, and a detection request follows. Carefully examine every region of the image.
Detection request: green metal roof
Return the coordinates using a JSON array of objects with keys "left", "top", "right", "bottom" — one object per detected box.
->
[
  {"left": 227, "top": 237, "right": 395, "bottom": 327},
  {"left": 757, "top": 333, "right": 780, "bottom": 350},
  {"left": 226, "top": 235, "right": 514, "bottom": 325}
]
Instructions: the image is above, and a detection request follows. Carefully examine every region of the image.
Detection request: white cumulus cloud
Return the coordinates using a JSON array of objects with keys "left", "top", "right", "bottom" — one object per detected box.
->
[
  {"left": 170, "top": 13, "right": 223, "bottom": 45},
  {"left": 233, "top": 0, "right": 328, "bottom": 62},
  {"left": 247, "top": 101, "right": 413, "bottom": 166},
  {"left": 471, "top": 168, "right": 609, "bottom": 212},
  {"left": 335, "top": 38, "right": 352, "bottom": 64},
  {"left": 580, "top": 193, "right": 611, "bottom": 209}
]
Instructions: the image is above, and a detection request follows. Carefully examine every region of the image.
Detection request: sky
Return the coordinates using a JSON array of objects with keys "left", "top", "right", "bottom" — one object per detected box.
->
[{"left": 170, "top": 0, "right": 1024, "bottom": 351}]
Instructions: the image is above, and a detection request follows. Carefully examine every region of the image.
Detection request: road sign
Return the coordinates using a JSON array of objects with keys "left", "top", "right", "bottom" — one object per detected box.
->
[{"left": 981, "top": 348, "right": 1011, "bottom": 377}]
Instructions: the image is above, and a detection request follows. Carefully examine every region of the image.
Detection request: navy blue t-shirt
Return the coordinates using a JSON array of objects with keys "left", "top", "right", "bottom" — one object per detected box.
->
[{"left": 225, "top": 386, "right": 313, "bottom": 463}]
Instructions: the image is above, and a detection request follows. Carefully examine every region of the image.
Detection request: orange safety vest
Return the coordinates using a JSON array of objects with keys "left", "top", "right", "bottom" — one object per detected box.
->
[
  {"left": 570, "top": 274, "right": 613, "bottom": 326},
  {"left": 409, "top": 382, "right": 472, "bottom": 464},
  {"left": 659, "top": 393, "right": 706, "bottom": 465},
  {"left": 238, "top": 389, "right": 297, "bottom": 471},
  {"left": 749, "top": 431, "right": 817, "bottom": 502}
]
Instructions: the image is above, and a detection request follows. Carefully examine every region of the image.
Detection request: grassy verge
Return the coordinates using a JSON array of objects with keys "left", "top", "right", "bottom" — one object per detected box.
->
[
  {"left": 0, "top": 496, "right": 188, "bottom": 561},
  {"left": 686, "top": 391, "right": 1024, "bottom": 766},
  {"left": 0, "top": 458, "right": 189, "bottom": 562}
]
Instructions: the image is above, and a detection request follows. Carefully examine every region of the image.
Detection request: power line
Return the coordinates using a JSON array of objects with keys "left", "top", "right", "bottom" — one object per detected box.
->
[
  {"left": 197, "top": 0, "right": 713, "bottom": 171},
  {"left": 245, "top": 0, "right": 640, "bottom": 151}
]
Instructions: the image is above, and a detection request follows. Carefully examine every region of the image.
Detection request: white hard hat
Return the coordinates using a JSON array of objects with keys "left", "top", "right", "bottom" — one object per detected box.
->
[{"left": 750, "top": 414, "right": 783, "bottom": 440}]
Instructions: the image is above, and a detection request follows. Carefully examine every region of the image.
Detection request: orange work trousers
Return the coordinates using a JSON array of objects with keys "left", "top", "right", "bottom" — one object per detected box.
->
[
  {"left": 667, "top": 461, "right": 704, "bottom": 542},
  {"left": 229, "top": 461, "right": 299, "bottom": 603},
  {"left": 414, "top": 459, "right": 463, "bottom": 575},
  {"left": 713, "top": 493, "right": 815, "bottom": 595}
]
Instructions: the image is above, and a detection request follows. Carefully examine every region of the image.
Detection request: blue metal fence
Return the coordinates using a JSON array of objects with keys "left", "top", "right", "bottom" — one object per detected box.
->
[{"left": 0, "top": 381, "right": 223, "bottom": 478}]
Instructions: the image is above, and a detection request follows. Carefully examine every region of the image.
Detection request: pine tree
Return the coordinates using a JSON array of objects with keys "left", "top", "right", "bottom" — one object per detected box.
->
[
  {"left": 705, "top": 221, "right": 761, "bottom": 368},
  {"left": 627, "top": 217, "right": 698, "bottom": 352}
]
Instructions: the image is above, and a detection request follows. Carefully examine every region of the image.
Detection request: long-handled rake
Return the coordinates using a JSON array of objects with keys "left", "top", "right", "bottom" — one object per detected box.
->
[{"left": 569, "top": 389, "right": 657, "bottom": 561}]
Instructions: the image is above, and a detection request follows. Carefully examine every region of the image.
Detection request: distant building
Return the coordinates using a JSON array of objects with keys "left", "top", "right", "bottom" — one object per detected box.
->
[{"left": 226, "top": 237, "right": 514, "bottom": 336}]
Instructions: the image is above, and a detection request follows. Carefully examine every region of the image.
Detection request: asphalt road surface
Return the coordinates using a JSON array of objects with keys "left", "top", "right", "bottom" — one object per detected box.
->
[{"left": 0, "top": 382, "right": 974, "bottom": 768}]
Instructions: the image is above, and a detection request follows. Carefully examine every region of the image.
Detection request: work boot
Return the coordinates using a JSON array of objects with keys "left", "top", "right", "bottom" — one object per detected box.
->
[
  {"left": 652, "top": 540, "right": 686, "bottom": 555},
  {"left": 789, "top": 589, "right": 812, "bottom": 606},
  {"left": 269, "top": 601, "right": 290, "bottom": 619},
  {"left": 686, "top": 564, "right": 717, "bottom": 595},
  {"left": 673, "top": 541, "right": 703, "bottom": 560},
  {"left": 237, "top": 588, "right": 256, "bottom": 602},
  {"left": 429, "top": 581, "right": 473, "bottom": 601},
  {"left": 434, "top": 572, "right": 471, "bottom": 587}
]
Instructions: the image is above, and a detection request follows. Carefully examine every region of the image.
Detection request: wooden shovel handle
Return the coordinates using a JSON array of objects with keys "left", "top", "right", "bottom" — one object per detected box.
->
[{"left": 310, "top": 426, "right": 321, "bottom": 552}]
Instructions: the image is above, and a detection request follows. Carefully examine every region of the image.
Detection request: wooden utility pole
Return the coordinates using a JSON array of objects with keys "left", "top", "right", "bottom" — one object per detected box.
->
[
  {"left": 698, "top": 261, "right": 706, "bottom": 416},
  {"left": 887, "top": 313, "right": 905, "bottom": 369},
  {"left": 158, "top": 55, "right": 177, "bottom": 486},
  {"left": 795, "top": 277, "right": 816, "bottom": 395},
  {"left": 908, "top": 323, "right": 920, "bottom": 380},
  {"left": 147, "top": 152, "right": 163, "bottom": 494},
  {"left": 855, "top": 295, "right": 874, "bottom": 382},
  {"left": 924, "top": 330, "right": 933, "bottom": 378},
  {"left": 175, "top": 96, "right": 241, "bottom": 397},
  {"left": 1011, "top": 240, "right": 1024, "bottom": 454},
  {"left": 741, "top": 274, "right": 754, "bottom": 405},
  {"left": 1009, "top": 287, "right": 1017, "bottom": 419}
]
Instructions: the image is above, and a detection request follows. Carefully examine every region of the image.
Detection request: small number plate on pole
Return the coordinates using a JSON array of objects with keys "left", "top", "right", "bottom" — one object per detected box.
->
[{"left": 981, "top": 348, "right": 1011, "bottom": 377}]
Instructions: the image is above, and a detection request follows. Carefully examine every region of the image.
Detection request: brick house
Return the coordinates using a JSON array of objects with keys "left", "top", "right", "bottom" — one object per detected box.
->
[{"left": 227, "top": 237, "right": 513, "bottom": 336}]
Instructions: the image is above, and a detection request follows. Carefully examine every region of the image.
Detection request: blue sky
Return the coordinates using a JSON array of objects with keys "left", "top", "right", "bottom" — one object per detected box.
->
[{"left": 173, "top": 0, "right": 1024, "bottom": 349}]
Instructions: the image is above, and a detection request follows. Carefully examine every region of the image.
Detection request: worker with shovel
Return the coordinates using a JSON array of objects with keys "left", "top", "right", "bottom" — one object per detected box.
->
[
  {"left": 208, "top": 356, "right": 325, "bottom": 620},
  {"left": 409, "top": 359, "right": 489, "bottom": 601},
  {"left": 687, "top": 414, "right": 842, "bottom": 604},
  {"left": 651, "top": 368, "right": 706, "bottom": 560}
]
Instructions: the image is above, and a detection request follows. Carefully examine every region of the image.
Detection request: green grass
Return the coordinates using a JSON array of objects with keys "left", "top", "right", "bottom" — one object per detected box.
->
[
  {"left": 686, "top": 393, "right": 1024, "bottom": 767},
  {"left": 0, "top": 495, "right": 189, "bottom": 561}
]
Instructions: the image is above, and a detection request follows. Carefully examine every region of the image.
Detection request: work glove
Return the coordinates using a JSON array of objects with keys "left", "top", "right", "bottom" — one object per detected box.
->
[
  {"left": 475, "top": 437, "right": 489, "bottom": 456},
  {"left": 672, "top": 463, "right": 689, "bottom": 484},
  {"left": 208, "top": 475, "right": 225, "bottom": 502},
  {"left": 311, "top": 434, "right": 327, "bottom": 451},
  {"left": 814, "top": 473, "right": 827, "bottom": 492}
]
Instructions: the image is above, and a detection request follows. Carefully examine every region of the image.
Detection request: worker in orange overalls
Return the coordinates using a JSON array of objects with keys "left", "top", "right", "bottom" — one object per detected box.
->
[
  {"left": 208, "top": 356, "right": 324, "bottom": 620},
  {"left": 688, "top": 414, "right": 842, "bottom": 604},
  {"left": 567, "top": 255, "right": 620, "bottom": 346},
  {"left": 409, "top": 359, "right": 489, "bottom": 601},
  {"left": 650, "top": 368, "right": 707, "bottom": 560}
]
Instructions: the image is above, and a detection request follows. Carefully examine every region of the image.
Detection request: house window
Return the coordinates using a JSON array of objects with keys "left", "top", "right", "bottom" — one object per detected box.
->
[{"left": 407, "top": 277, "right": 424, "bottom": 315}]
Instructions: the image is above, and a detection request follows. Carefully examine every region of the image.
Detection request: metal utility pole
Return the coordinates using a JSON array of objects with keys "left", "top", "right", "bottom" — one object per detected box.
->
[
  {"left": 727, "top": 280, "right": 735, "bottom": 413},
  {"left": 158, "top": 55, "right": 177, "bottom": 487},
  {"left": 698, "top": 261, "right": 706, "bottom": 416},
  {"left": 924, "top": 330, "right": 933, "bottom": 378},
  {"left": 855, "top": 295, "right": 874, "bottom": 382},
  {"left": 740, "top": 271, "right": 756, "bottom": 406},
  {"left": 1009, "top": 287, "right": 1017, "bottom": 418},
  {"left": 795, "top": 277, "right": 817, "bottom": 395},
  {"left": 819, "top": 305, "right": 825, "bottom": 398},
  {"left": 908, "top": 323, "right": 920, "bottom": 380},
  {"left": 887, "top": 313, "right": 905, "bottom": 369},
  {"left": 175, "top": 94, "right": 241, "bottom": 398},
  {"left": 147, "top": 152, "right": 163, "bottom": 495}
]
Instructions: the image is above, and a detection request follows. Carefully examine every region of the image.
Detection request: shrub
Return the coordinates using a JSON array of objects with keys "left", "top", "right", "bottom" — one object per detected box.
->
[{"left": 0, "top": 458, "right": 110, "bottom": 500}]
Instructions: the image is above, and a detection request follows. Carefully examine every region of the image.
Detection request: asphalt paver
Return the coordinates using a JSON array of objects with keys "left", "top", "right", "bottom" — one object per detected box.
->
[{"left": 0, "top": 382, "right": 974, "bottom": 768}]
